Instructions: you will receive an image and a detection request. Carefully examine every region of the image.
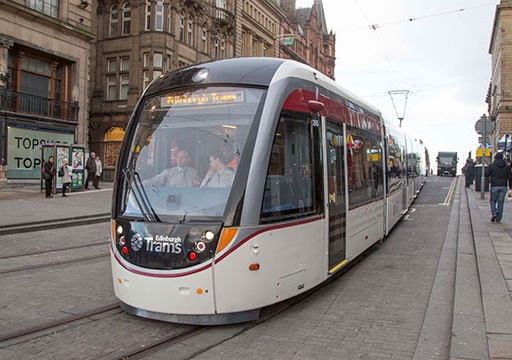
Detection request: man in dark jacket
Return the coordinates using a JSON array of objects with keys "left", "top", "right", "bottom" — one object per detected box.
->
[
  {"left": 485, "top": 152, "right": 512, "bottom": 223},
  {"left": 462, "top": 158, "right": 475, "bottom": 188},
  {"left": 43, "top": 155, "right": 56, "bottom": 198},
  {"left": 85, "top": 152, "right": 97, "bottom": 190}
]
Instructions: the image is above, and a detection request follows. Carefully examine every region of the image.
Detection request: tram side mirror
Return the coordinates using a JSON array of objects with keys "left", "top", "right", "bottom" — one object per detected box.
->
[{"left": 308, "top": 100, "right": 325, "bottom": 113}]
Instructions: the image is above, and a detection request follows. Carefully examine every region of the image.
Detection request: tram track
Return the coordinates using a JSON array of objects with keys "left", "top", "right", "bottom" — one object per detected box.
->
[
  {"left": 0, "top": 212, "right": 110, "bottom": 236},
  {"left": 0, "top": 252, "right": 108, "bottom": 276},
  {"left": 0, "top": 241, "right": 108, "bottom": 260},
  {"left": 113, "top": 254, "right": 370, "bottom": 360},
  {"left": 0, "top": 303, "right": 122, "bottom": 347}
]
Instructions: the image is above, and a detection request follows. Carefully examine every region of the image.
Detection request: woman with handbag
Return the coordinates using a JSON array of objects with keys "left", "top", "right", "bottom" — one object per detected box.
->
[
  {"left": 42, "top": 156, "right": 56, "bottom": 198},
  {"left": 60, "top": 158, "right": 71, "bottom": 197}
]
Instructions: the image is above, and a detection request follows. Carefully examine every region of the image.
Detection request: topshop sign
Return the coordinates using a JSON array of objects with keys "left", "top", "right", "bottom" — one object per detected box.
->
[{"left": 7, "top": 127, "right": 74, "bottom": 179}]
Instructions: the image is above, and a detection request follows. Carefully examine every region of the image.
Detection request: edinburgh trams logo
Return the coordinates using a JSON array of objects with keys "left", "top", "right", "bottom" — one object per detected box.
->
[{"left": 131, "top": 234, "right": 144, "bottom": 251}]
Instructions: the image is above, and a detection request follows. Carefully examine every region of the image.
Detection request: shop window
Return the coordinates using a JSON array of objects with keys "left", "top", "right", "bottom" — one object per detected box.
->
[{"left": 103, "top": 127, "right": 125, "bottom": 168}]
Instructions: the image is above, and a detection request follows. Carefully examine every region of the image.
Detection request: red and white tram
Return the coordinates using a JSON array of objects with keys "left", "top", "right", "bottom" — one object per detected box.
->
[{"left": 110, "top": 58, "right": 427, "bottom": 324}]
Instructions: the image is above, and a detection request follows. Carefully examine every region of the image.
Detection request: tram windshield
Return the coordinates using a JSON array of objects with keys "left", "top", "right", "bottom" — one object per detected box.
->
[{"left": 121, "top": 86, "right": 264, "bottom": 220}]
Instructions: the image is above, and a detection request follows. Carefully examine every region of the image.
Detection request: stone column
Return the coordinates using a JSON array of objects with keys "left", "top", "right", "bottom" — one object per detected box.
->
[{"left": 0, "top": 36, "right": 13, "bottom": 187}]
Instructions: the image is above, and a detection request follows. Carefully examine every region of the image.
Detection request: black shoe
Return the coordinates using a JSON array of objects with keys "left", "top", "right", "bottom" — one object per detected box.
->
[
  {"left": 491, "top": 214, "right": 496, "bottom": 223},
  {"left": 46, "top": 195, "right": 53, "bottom": 198},
  {"left": 62, "top": 194, "right": 67, "bottom": 197}
]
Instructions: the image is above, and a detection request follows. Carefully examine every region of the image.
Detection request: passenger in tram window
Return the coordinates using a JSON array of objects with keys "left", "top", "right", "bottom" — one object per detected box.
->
[
  {"left": 200, "top": 152, "right": 235, "bottom": 188},
  {"left": 145, "top": 150, "right": 200, "bottom": 187},
  {"left": 220, "top": 143, "right": 237, "bottom": 170},
  {"left": 485, "top": 151, "right": 512, "bottom": 224}
]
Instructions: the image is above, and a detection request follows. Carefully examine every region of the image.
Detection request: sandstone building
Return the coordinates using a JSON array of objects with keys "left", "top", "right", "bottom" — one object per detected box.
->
[
  {"left": 0, "top": 0, "right": 94, "bottom": 186},
  {"left": 89, "top": 0, "right": 335, "bottom": 180},
  {"left": 488, "top": 0, "right": 512, "bottom": 152}
]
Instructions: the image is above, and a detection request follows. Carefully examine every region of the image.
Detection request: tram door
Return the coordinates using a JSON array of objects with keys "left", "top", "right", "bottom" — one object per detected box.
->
[{"left": 326, "top": 120, "right": 347, "bottom": 272}]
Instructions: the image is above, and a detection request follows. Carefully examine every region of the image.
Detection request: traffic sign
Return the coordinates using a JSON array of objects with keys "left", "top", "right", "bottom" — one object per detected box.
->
[{"left": 475, "top": 117, "right": 492, "bottom": 135}]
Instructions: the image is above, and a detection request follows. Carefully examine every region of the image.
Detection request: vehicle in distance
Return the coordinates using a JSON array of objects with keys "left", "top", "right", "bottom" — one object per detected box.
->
[{"left": 437, "top": 151, "right": 457, "bottom": 176}]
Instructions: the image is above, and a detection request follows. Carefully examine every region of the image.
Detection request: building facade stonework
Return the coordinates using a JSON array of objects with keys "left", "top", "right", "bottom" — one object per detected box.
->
[
  {"left": 489, "top": 0, "right": 512, "bottom": 151},
  {"left": 0, "top": 0, "right": 94, "bottom": 186},
  {"left": 89, "top": 0, "right": 335, "bottom": 180}
]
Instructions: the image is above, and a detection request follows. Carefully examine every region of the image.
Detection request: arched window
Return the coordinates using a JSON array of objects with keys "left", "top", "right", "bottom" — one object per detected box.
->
[
  {"left": 145, "top": 1, "right": 151, "bottom": 31},
  {"left": 201, "top": 24, "right": 208, "bottom": 53},
  {"left": 167, "top": 5, "right": 173, "bottom": 33},
  {"left": 179, "top": 11, "right": 185, "bottom": 42},
  {"left": 187, "top": 15, "right": 194, "bottom": 45},
  {"left": 122, "top": 3, "right": 131, "bottom": 36},
  {"left": 103, "top": 127, "right": 125, "bottom": 168},
  {"left": 109, "top": 4, "right": 119, "bottom": 37}
]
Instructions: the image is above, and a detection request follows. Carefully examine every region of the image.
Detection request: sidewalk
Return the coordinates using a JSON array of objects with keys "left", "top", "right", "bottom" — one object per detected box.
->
[
  {"left": 464, "top": 184, "right": 512, "bottom": 359},
  {"left": 0, "top": 182, "right": 113, "bottom": 227}
]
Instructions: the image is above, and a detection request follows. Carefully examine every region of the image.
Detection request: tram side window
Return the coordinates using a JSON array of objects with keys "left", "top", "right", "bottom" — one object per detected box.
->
[
  {"left": 261, "top": 115, "right": 316, "bottom": 222},
  {"left": 387, "top": 135, "right": 406, "bottom": 193},
  {"left": 347, "top": 125, "right": 384, "bottom": 207}
]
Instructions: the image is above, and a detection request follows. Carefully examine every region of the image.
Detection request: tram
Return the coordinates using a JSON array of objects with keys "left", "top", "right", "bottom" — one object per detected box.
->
[{"left": 110, "top": 57, "right": 427, "bottom": 325}]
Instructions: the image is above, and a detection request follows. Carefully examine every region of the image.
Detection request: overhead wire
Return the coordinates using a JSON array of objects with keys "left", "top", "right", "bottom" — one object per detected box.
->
[
  {"left": 342, "top": 2, "right": 497, "bottom": 32},
  {"left": 349, "top": 0, "right": 497, "bottom": 123}
]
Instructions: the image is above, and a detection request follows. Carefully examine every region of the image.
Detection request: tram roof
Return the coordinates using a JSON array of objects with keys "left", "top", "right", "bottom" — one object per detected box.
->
[
  {"left": 145, "top": 57, "right": 287, "bottom": 95},
  {"left": 144, "top": 57, "right": 383, "bottom": 120}
]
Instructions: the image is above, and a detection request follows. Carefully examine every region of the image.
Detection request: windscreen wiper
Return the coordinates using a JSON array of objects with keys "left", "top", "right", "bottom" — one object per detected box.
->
[{"left": 122, "top": 167, "right": 160, "bottom": 222}]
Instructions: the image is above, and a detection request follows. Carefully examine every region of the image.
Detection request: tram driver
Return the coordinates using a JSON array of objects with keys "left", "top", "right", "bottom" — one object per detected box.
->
[{"left": 145, "top": 150, "right": 200, "bottom": 187}]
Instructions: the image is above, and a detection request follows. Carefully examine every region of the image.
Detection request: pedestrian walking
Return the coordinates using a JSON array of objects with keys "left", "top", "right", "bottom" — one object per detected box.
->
[
  {"left": 42, "top": 155, "right": 56, "bottom": 198},
  {"left": 85, "top": 152, "right": 97, "bottom": 190},
  {"left": 485, "top": 152, "right": 512, "bottom": 223},
  {"left": 94, "top": 155, "right": 102, "bottom": 189},
  {"left": 60, "top": 158, "right": 71, "bottom": 197},
  {"left": 462, "top": 157, "right": 475, "bottom": 188}
]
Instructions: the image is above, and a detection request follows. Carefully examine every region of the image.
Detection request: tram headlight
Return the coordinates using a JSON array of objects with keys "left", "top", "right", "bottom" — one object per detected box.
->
[
  {"left": 192, "top": 68, "right": 209, "bottom": 83},
  {"left": 203, "top": 230, "right": 215, "bottom": 242},
  {"left": 117, "top": 226, "right": 123, "bottom": 235}
]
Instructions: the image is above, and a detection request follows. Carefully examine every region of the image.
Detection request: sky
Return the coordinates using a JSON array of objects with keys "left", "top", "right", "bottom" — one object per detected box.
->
[{"left": 295, "top": 0, "right": 499, "bottom": 169}]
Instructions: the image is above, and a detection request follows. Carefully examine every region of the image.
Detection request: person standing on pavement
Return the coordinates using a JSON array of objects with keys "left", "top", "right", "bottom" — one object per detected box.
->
[
  {"left": 462, "top": 157, "right": 475, "bottom": 188},
  {"left": 94, "top": 155, "right": 102, "bottom": 189},
  {"left": 485, "top": 151, "right": 512, "bottom": 223},
  {"left": 43, "top": 155, "right": 56, "bottom": 198},
  {"left": 85, "top": 152, "right": 97, "bottom": 190},
  {"left": 60, "top": 158, "right": 71, "bottom": 197}
]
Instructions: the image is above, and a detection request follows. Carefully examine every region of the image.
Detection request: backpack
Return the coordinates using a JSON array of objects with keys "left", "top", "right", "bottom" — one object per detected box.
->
[{"left": 58, "top": 167, "right": 64, "bottom": 177}]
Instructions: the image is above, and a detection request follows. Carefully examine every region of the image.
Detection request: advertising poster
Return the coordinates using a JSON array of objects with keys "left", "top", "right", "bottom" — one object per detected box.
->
[
  {"left": 55, "top": 145, "right": 70, "bottom": 190},
  {"left": 71, "top": 146, "right": 85, "bottom": 190}
]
